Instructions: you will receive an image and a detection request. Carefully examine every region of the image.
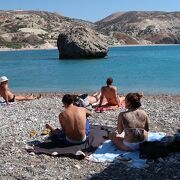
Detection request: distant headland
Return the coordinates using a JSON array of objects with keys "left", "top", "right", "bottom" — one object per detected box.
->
[{"left": 0, "top": 10, "right": 180, "bottom": 50}]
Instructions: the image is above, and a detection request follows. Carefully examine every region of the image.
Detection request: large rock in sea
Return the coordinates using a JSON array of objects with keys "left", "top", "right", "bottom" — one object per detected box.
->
[{"left": 57, "top": 26, "right": 108, "bottom": 59}]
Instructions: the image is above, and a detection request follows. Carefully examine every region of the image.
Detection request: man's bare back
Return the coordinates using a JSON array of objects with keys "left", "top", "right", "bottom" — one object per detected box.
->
[
  {"left": 99, "top": 77, "right": 121, "bottom": 107},
  {"left": 59, "top": 105, "right": 91, "bottom": 141},
  {"left": 100, "top": 85, "right": 120, "bottom": 106},
  {"left": 46, "top": 94, "right": 91, "bottom": 144}
]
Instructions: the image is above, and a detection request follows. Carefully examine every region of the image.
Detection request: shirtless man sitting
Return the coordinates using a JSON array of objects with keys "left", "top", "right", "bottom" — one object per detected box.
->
[
  {"left": 98, "top": 77, "right": 125, "bottom": 108},
  {"left": 0, "top": 76, "right": 40, "bottom": 105},
  {"left": 46, "top": 94, "right": 92, "bottom": 144}
]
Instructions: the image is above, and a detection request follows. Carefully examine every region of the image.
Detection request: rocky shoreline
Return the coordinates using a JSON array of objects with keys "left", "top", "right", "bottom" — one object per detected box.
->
[
  {"left": 0, "top": 44, "right": 180, "bottom": 52},
  {"left": 0, "top": 93, "right": 180, "bottom": 179},
  {"left": 0, "top": 47, "right": 57, "bottom": 52}
]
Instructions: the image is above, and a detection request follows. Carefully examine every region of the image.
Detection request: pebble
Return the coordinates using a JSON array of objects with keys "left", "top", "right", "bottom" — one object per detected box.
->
[
  {"left": 74, "top": 164, "right": 81, "bottom": 169},
  {"left": 51, "top": 152, "right": 58, "bottom": 156}
]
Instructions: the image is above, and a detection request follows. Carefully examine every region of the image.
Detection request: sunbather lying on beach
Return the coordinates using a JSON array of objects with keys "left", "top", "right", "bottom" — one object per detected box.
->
[
  {"left": 76, "top": 92, "right": 104, "bottom": 107},
  {"left": 0, "top": 76, "right": 41, "bottom": 105},
  {"left": 98, "top": 77, "right": 125, "bottom": 108},
  {"left": 109, "top": 93, "right": 149, "bottom": 151},
  {"left": 45, "top": 94, "right": 92, "bottom": 145},
  {"left": 87, "top": 92, "right": 102, "bottom": 106}
]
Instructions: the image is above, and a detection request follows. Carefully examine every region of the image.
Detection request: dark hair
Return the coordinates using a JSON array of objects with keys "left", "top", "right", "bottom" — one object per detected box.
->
[
  {"left": 125, "top": 93, "right": 143, "bottom": 109},
  {"left": 106, "top": 77, "right": 113, "bottom": 86},
  {"left": 62, "top": 94, "right": 74, "bottom": 105}
]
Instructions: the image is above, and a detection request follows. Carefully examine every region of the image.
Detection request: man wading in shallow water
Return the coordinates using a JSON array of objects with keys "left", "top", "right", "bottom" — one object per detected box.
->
[
  {"left": 46, "top": 94, "right": 91, "bottom": 144},
  {"left": 0, "top": 76, "right": 41, "bottom": 105}
]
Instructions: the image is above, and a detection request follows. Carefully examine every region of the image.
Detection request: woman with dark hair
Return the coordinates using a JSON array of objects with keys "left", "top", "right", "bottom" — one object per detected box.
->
[{"left": 109, "top": 93, "right": 149, "bottom": 151}]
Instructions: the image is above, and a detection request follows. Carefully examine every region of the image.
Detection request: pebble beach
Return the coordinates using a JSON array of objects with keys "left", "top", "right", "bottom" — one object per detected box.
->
[{"left": 0, "top": 93, "right": 180, "bottom": 180}]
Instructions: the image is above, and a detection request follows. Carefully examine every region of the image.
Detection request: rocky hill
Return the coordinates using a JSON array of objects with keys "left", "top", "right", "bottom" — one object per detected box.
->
[
  {"left": 0, "top": 10, "right": 95, "bottom": 49},
  {"left": 95, "top": 11, "right": 180, "bottom": 45},
  {"left": 0, "top": 10, "right": 180, "bottom": 49}
]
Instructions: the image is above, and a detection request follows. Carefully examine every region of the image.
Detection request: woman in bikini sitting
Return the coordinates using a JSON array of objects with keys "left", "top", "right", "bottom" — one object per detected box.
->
[{"left": 109, "top": 92, "right": 149, "bottom": 151}]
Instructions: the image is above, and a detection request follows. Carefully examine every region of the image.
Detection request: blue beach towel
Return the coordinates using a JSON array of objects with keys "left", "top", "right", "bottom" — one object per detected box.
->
[{"left": 87, "top": 132, "right": 166, "bottom": 168}]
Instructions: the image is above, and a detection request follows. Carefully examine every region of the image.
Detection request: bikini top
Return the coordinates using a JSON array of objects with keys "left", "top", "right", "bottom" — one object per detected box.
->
[
  {"left": 124, "top": 128, "right": 144, "bottom": 136},
  {"left": 122, "top": 117, "right": 145, "bottom": 138}
]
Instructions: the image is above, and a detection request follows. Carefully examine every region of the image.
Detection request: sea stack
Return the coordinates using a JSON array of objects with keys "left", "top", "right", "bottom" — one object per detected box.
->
[{"left": 57, "top": 26, "right": 108, "bottom": 59}]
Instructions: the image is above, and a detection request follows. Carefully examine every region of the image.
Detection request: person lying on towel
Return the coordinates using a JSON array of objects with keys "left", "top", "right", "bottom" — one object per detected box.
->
[
  {"left": 46, "top": 94, "right": 92, "bottom": 145},
  {"left": 109, "top": 93, "right": 149, "bottom": 151},
  {"left": 0, "top": 76, "right": 41, "bottom": 105}
]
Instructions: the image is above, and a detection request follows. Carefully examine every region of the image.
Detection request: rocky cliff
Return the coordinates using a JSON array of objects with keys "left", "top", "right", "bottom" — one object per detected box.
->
[
  {"left": 95, "top": 11, "right": 180, "bottom": 45},
  {"left": 0, "top": 10, "right": 95, "bottom": 49},
  {"left": 0, "top": 10, "right": 180, "bottom": 49}
]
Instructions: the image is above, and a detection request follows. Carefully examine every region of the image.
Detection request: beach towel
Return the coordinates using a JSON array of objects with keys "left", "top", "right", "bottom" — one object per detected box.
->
[
  {"left": 95, "top": 97, "right": 126, "bottom": 113},
  {"left": 27, "top": 125, "right": 115, "bottom": 159},
  {"left": 95, "top": 106, "right": 119, "bottom": 112},
  {"left": 87, "top": 132, "right": 166, "bottom": 168}
]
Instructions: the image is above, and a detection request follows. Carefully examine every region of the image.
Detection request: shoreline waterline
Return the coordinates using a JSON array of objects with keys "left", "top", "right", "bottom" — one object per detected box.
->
[
  {"left": 0, "top": 43, "right": 180, "bottom": 52},
  {"left": 0, "top": 47, "right": 57, "bottom": 52},
  {"left": 12, "top": 91, "right": 180, "bottom": 98}
]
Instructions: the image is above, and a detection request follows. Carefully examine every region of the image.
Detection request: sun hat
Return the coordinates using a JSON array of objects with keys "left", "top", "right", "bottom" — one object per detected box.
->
[{"left": 0, "top": 76, "right": 8, "bottom": 83}]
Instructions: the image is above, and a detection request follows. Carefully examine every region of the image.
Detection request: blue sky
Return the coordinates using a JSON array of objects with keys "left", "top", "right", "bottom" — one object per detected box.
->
[{"left": 1, "top": 0, "right": 180, "bottom": 22}]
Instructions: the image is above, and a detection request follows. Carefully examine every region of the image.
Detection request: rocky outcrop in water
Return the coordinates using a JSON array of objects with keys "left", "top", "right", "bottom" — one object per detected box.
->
[{"left": 57, "top": 26, "right": 108, "bottom": 59}]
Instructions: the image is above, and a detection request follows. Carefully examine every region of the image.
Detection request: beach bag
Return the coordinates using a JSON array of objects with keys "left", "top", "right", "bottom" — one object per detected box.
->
[
  {"left": 139, "top": 134, "right": 180, "bottom": 159},
  {"left": 139, "top": 140, "right": 170, "bottom": 159},
  {"left": 74, "top": 94, "right": 92, "bottom": 111}
]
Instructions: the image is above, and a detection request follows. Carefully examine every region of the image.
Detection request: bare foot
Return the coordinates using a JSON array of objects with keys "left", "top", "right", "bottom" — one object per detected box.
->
[
  {"left": 27, "top": 93, "right": 34, "bottom": 98},
  {"left": 29, "top": 94, "right": 41, "bottom": 100},
  {"left": 24, "top": 93, "right": 32, "bottom": 98},
  {"left": 36, "top": 94, "right": 41, "bottom": 99},
  {"left": 45, "top": 123, "right": 54, "bottom": 131}
]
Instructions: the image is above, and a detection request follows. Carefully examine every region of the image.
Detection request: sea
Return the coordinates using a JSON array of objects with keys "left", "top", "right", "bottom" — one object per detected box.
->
[{"left": 0, "top": 45, "right": 180, "bottom": 95}]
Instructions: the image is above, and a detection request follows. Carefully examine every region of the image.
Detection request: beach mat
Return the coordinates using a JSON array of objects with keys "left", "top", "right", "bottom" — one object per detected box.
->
[{"left": 27, "top": 125, "right": 115, "bottom": 159}]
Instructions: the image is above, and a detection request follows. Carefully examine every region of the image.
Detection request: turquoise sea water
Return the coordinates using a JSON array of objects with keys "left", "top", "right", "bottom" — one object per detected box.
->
[{"left": 0, "top": 45, "right": 180, "bottom": 94}]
